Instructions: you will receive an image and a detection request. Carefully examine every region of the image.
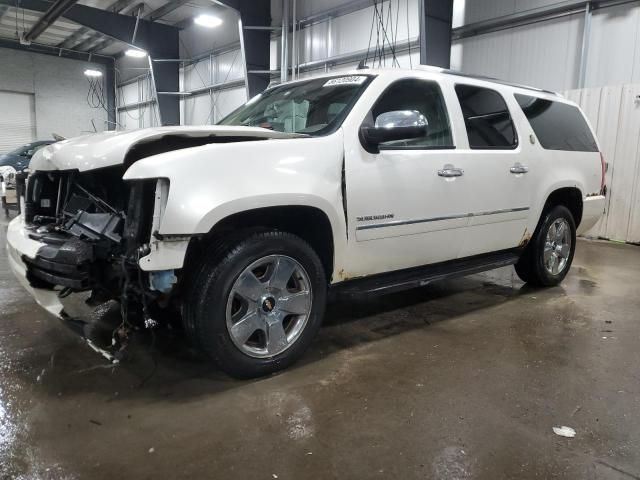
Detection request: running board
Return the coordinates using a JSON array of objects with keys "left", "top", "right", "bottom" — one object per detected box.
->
[{"left": 331, "top": 249, "right": 521, "bottom": 298}]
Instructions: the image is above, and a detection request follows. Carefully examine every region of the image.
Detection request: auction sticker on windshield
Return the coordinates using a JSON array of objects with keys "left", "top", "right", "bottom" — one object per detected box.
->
[{"left": 323, "top": 76, "right": 368, "bottom": 87}]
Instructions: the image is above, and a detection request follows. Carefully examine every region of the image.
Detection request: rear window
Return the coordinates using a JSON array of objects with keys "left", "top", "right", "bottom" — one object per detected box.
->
[{"left": 514, "top": 94, "right": 598, "bottom": 152}]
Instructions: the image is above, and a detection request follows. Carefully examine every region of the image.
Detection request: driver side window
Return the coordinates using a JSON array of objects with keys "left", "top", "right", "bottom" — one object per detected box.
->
[{"left": 371, "top": 79, "right": 454, "bottom": 149}]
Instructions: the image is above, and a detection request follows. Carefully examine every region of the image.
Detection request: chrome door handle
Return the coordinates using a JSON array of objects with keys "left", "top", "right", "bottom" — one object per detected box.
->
[
  {"left": 438, "top": 167, "right": 464, "bottom": 178},
  {"left": 510, "top": 164, "right": 529, "bottom": 174}
]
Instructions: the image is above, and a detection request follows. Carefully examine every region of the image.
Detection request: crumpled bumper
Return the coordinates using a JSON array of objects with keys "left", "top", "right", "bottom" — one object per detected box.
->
[{"left": 6, "top": 216, "right": 64, "bottom": 317}]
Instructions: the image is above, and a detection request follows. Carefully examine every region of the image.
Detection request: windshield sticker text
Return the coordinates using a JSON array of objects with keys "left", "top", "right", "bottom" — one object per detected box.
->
[{"left": 323, "top": 76, "right": 367, "bottom": 87}]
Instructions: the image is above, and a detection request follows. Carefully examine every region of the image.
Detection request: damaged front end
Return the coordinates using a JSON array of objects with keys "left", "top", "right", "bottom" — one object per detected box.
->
[{"left": 19, "top": 167, "right": 173, "bottom": 328}]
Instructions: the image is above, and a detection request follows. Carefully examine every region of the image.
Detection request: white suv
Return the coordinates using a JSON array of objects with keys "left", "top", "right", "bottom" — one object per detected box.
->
[{"left": 6, "top": 67, "right": 606, "bottom": 377}]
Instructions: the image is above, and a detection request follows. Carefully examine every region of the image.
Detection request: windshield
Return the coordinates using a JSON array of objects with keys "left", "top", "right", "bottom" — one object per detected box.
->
[{"left": 218, "top": 75, "right": 373, "bottom": 135}]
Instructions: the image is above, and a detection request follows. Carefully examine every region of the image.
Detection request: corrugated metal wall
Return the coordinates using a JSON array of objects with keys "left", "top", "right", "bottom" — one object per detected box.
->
[
  {"left": 453, "top": 2, "right": 640, "bottom": 92},
  {"left": 116, "top": 73, "right": 160, "bottom": 130},
  {"left": 452, "top": 13, "right": 584, "bottom": 92},
  {"left": 565, "top": 84, "right": 640, "bottom": 244},
  {"left": 179, "top": 48, "right": 246, "bottom": 125},
  {"left": 179, "top": 0, "right": 421, "bottom": 126},
  {"left": 0, "top": 47, "right": 107, "bottom": 138},
  {"left": 117, "top": 0, "right": 640, "bottom": 132}
]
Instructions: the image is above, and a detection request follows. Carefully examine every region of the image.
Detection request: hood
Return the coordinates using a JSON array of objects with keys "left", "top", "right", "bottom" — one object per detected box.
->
[
  {"left": 0, "top": 153, "right": 21, "bottom": 168},
  {"left": 29, "top": 126, "right": 307, "bottom": 172}
]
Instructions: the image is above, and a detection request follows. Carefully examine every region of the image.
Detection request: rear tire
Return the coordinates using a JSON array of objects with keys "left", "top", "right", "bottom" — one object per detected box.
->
[
  {"left": 184, "top": 230, "right": 326, "bottom": 378},
  {"left": 515, "top": 205, "right": 576, "bottom": 287}
]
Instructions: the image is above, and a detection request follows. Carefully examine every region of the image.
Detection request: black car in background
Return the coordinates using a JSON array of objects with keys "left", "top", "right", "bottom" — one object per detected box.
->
[{"left": 0, "top": 140, "right": 55, "bottom": 171}]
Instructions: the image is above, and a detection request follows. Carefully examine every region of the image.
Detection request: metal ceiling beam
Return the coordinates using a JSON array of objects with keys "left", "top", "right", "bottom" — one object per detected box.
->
[
  {"left": 451, "top": 0, "right": 636, "bottom": 40},
  {"left": 87, "top": 36, "right": 112, "bottom": 52},
  {"left": 216, "top": 0, "right": 271, "bottom": 97},
  {"left": 145, "top": 0, "right": 191, "bottom": 22},
  {"left": 57, "top": 27, "right": 90, "bottom": 49},
  {"left": 0, "top": 36, "right": 112, "bottom": 62},
  {"left": 0, "top": 0, "right": 178, "bottom": 52},
  {"left": 73, "top": 34, "right": 104, "bottom": 52},
  {"left": 419, "top": 0, "right": 453, "bottom": 68},
  {"left": 90, "top": 0, "right": 193, "bottom": 53},
  {"left": 0, "top": 0, "right": 180, "bottom": 126},
  {"left": 108, "top": 0, "right": 134, "bottom": 13},
  {"left": 57, "top": 0, "right": 139, "bottom": 51},
  {"left": 23, "top": 0, "right": 79, "bottom": 43}
]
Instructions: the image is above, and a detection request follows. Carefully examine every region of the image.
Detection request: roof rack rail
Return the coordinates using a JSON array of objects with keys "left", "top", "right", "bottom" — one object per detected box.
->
[{"left": 415, "top": 65, "right": 559, "bottom": 96}]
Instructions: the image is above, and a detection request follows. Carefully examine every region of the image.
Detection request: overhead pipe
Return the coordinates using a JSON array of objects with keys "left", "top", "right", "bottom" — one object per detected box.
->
[
  {"left": 292, "top": 0, "right": 297, "bottom": 80},
  {"left": 281, "top": 0, "right": 289, "bottom": 83},
  {"left": 131, "top": 4, "right": 144, "bottom": 45},
  {"left": 22, "top": 0, "right": 79, "bottom": 44}
]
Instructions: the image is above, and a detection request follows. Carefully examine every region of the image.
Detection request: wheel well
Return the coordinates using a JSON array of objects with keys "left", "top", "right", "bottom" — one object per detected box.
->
[
  {"left": 186, "top": 206, "right": 334, "bottom": 280},
  {"left": 544, "top": 187, "right": 583, "bottom": 227}
]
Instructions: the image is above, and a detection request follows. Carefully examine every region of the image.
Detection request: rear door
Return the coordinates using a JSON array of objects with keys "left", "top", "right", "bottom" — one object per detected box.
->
[{"left": 448, "top": 83, "right": 535, "bottom": 258}]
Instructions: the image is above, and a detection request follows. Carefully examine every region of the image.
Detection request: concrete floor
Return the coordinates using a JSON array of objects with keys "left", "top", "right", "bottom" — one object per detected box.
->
[{"left": 1, "top": 216, "right": 640, "bottom": 480}]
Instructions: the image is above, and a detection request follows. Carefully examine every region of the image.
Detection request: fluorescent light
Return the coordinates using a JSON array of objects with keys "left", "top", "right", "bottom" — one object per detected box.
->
[
  {"left": 84, "top": 69, "right": 102, "bottom": 77},
  {"left": 125, "top": 48, "right": 147, "bottom": 58},
  {"left": 194, "top": 14, "right": 222, "bottom": 28}
]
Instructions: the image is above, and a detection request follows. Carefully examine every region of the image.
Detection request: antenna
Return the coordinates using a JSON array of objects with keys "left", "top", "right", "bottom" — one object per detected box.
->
[{"left": 357, "top": 59, "right": 369, "bottom": 70}]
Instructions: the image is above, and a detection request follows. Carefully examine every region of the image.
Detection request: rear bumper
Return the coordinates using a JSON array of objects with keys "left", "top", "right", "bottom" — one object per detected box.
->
[
  {"left": 577, "top": 195, "right": 606, "bottom": 235},
  {"left": 6, "top": 216, "right": 64, "bottom": 317}
]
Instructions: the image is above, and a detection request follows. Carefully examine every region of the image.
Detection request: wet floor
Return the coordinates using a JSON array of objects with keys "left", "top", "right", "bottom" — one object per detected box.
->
[{"left": 1, "top": 215, "right": 640, "bottom": 479}]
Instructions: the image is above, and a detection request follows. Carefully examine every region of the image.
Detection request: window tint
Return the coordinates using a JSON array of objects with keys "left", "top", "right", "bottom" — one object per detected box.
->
[
  {"left": 514, "top": 94, "right": 598, "bottom": 152},
  {"left": 370, "top": 79, "right": 453, "bottom": 149},
  {"left": 455, "top": 85, "right": 517, "bottom": 149}
]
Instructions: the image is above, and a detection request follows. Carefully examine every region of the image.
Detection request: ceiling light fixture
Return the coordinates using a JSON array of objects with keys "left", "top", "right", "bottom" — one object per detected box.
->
[
  {"left": 125, "top": 48, "right": 147, "bottom": 58},
  {"left": 194, "top": 14, "right": 223, "bottom": 28},
  {"left": 84, "top": 69, "right": 103, "bottom": 77}
]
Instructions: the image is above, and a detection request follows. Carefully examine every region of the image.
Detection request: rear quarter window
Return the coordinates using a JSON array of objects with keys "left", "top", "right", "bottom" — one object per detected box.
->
[{"left": 515, "top": 94, "right": 598, "bottom": 152}]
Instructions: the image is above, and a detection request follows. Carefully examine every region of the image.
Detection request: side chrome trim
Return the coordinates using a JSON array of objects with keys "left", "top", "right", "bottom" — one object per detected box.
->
[{"left": 356, "top": 207, "right": 530, "bottom": 231}]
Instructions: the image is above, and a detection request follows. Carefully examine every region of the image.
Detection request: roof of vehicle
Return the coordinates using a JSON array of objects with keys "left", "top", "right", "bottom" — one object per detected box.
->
[{"left": 274, "top": 66, "right": 563, "bottom": 101}]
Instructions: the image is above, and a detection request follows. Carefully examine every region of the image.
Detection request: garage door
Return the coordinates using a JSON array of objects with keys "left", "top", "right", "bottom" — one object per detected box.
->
[{"left": 0, "top": 90, "right": 36, "bottom": 154}]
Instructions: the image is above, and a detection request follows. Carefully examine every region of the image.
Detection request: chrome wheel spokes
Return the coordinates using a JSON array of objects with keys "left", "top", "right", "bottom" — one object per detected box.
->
[
  {"left": 226, "top": 255, "right": 312, "bottom": 358},
  {"left": 544, "top": 218, "right": 571, "bottom": 275}
]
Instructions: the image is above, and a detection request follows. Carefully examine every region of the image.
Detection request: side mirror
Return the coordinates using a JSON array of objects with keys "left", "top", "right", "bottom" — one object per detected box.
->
[{"left": 360, "top": 110, "right": 428, "bottom": 152}]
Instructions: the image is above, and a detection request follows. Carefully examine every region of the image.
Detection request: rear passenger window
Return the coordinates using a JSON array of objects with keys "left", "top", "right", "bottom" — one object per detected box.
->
[
  {"left": 514, "top": 94, "right": 598, "bottom": 152},
  {"left": 455, "top": 85, "right": 517, "bottom": 149}
]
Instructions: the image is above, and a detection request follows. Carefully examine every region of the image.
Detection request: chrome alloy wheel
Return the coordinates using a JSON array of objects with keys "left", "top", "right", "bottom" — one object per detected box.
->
[
  {"left": 225, "top": 255, "right": 313, "bottom": 358},
  {"left": 544, "top": 218, "right": 572, "bottom": 275}
]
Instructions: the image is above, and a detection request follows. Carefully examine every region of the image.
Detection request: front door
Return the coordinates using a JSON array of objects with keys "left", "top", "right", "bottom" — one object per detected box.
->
[{"left": 342, "top": 77, "right": 469, "bottom": 278}]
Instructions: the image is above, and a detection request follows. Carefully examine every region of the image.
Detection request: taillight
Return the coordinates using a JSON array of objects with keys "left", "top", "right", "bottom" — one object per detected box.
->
[{"left": 600, "top": 152, "right": 607, "bottom": 196}]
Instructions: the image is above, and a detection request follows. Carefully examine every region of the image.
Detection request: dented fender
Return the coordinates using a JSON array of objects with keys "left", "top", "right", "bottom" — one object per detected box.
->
[{"left": 123, "top": 131, "right": 349, "bottom": 278}]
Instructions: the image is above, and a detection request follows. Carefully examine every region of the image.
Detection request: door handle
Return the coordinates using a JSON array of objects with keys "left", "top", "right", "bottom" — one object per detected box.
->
[
  {"left": 437, "top": 167, "right": 464, "bottom": 178},
  {"left": 510, "top": 164, "right": 529, "bottom": 174}
]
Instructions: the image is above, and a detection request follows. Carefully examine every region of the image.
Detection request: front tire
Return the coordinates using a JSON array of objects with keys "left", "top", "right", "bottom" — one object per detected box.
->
[
  {"left": 515, "top": 205, "right": 576, "bottom": 287},
  {"left": 184, "top": 230, "right": 327, "bottom": 378}
]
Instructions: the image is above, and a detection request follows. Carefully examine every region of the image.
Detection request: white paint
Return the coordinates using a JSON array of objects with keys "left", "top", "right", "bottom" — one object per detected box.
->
[
  {"left": 28, "top": 69, "right": 604, "bottom": 279},
  {"left": 29, "top": 125, "right": 305, "bottom": 172},
  {"left": 10, "top": 69, "right": 605, "bottom": 293},
  {"left": 6, "top": 217, "right": 64, "bottom": 317}
]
